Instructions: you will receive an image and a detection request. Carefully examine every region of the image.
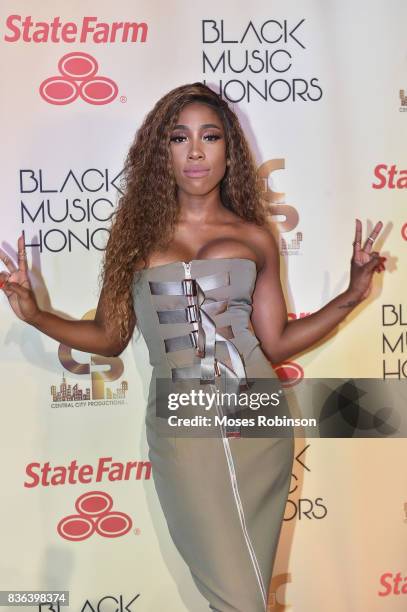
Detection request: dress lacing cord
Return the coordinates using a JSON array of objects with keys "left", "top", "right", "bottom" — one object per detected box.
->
[{"left": 149, "top": 270, "right": 250, "bottom": 437}]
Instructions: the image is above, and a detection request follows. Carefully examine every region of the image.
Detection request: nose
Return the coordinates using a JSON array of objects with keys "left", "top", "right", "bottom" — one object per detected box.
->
[{"left": 188, "top": 136, "right": 205, "bottom": 160}]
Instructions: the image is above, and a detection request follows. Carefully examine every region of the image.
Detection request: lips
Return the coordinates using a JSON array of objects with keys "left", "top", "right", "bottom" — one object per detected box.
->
[{"left": 183, "top": 167, "right": 210, "bottom": 178}]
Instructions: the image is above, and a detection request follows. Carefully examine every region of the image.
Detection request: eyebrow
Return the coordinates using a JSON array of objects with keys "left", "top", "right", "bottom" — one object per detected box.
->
[{"left": 172, "top": 123, "right": 222, "bottom": 130}]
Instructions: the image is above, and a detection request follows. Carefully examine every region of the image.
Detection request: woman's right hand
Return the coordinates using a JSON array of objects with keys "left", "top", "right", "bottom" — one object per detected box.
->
[{"left": 0, "top": 234, "right": 41, "bottom": 324}]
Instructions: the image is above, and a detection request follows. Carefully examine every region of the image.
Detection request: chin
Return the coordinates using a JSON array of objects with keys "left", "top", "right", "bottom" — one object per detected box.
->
[{"left": 180, "top": 181, "right": 220, "bottom": 195}]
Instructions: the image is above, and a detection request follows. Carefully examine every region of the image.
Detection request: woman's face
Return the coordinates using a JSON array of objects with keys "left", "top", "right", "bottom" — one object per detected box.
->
[{"left": 169, "top": 102, "right": 227, "bottom": 197}]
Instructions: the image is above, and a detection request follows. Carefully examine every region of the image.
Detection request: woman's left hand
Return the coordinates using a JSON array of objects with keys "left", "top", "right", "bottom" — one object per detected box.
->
[{"left": 347, "top": 219, "right": 385, "bottom": 301}]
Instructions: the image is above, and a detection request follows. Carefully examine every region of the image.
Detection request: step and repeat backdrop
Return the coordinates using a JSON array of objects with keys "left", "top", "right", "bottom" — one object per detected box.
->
[{"left": 1, "top": 1, "right": 406, "bottom": 611}]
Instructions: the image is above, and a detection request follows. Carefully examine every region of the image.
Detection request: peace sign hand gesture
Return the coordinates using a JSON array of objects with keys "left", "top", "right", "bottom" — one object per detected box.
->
[
  {"left": 348, "top": 219, "right": 385, "bottom": 302},
  {"left": 0, "top": 234, "right": 41, "bottom": 323}
]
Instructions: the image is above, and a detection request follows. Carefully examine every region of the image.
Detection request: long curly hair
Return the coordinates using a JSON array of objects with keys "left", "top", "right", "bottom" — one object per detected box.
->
[{"left": 100, "top": 82, "right": 267, "bottom": 342}]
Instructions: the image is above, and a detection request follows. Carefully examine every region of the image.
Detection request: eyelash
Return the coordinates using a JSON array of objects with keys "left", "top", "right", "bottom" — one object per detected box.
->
[{"left": 169, "top": 134, "right": 221, "bottom": 143}]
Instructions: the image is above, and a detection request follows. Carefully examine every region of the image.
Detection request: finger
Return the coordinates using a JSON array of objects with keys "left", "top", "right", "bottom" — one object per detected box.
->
[
  {"left": 0, "top": 272, "right": 10, "bottom": 289},
  {"left": 17, "top": 234, "right": 28, "bottom": 274},
  {"left": 352, "top": 218, "right": 362, "bottom": 256},
  {"left": 0, "top": 248, "right": 17, "bottom": 273},
  {"left": 3, "top": 280, "right": 30, "bottom": 298},
  {"left": 362, "top": 221, "right": 383, "bottom": 254},
  {"left": 364, "top": 252, "right": 381, "bottom": 270}
]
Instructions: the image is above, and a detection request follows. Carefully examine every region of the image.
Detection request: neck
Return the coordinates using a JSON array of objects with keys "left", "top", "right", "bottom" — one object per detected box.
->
[{"left": 177, "top": 187, "right": 224, "bottom": 224}]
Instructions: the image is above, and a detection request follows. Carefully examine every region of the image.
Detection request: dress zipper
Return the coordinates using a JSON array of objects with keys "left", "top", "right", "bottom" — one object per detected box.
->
[
  {"left": 182, "top": 261, "right": 203, "bottom": 357},
  {"left": 182, "top": 261, "right": 192, "bottom": 278},
  {"left": 181, "top": 264, "right": 264, "bottom": 602}
]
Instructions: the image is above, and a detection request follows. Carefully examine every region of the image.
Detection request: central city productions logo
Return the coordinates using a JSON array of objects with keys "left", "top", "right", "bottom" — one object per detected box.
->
[
  {"left": 258, "top": 158, "right": 303, "bottom": 256},
  {"left": 268, "top": 573, "right": 291, "bottom": 611},
  {"left": 399, "top": 89, "right": 407, "bottom": 112},
  {"left": 51, "top": 309, "right": 128, "bottom": 404},
  {"left": 256, "top": 155, "right": 305, "bottom": 385},
  {"left": 40, "top": 52, "right": 118, "bottom": 105},
  {"left": 57, "top": 490, "right": 133, "bottom": 541}
]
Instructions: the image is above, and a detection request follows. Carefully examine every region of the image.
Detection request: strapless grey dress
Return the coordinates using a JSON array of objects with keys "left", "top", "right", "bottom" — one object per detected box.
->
[{"left": 132, "top": 258, "right": 294, "bottom": 612}]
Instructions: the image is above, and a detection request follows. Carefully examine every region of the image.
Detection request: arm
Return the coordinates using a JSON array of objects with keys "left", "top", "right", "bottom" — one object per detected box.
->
[
  {"left": 29, "top": 285, "right": 135, "bottom": 357},
  {"left": 0, "top": 235, "right": 135, "bottom": 357},
  {"left": 250, "top": 220, "right": 385, "bottom": 364}
]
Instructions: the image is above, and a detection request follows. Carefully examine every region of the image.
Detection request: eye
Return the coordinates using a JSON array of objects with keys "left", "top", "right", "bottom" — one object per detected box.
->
[
  {"left": 169, "top": 134, "right": 187, "bottom": 143},
  {"left": 204, "top": 133, "right": 221, "bottom": 141}
]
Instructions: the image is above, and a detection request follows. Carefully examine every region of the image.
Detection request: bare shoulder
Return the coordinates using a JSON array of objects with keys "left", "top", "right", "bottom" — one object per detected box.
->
[{"left": 236, "top": 219, "right": 279, "bottom": 271}]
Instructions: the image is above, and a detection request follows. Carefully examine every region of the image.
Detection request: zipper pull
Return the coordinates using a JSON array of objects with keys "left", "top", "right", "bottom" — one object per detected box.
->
[{"left": 182, "top": 262, "right": 192, "bottom": 278}]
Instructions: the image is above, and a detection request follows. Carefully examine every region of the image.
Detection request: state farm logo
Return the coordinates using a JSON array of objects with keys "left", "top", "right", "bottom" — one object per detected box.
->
[
  {"left": 40, "top": 52, "right": 118, "bottom": 105},
  {"left": 5, "top": 15, "right": 148, "bottom": 44},
  {"left": 378, "top": 572, "right": 407, "bottom": 596},
  {"left": 287, "top": 312, "right": 310, "bottom": 320},
  {"left": 274, "top": 361, "right": 304, "bottom": 387},
  {"left": 372, "top": 164, "right": 407, "bottom": 189},
  {"left": 57, "top": 491, "right": 133, "bottom": 541}
]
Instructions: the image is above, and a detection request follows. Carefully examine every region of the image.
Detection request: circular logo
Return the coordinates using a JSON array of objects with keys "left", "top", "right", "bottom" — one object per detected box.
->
[
  {"left": 95, "top": 512, "right": 133, "bottom": 538},
  {"left": 401, "top": 222, "right": 407, "bottom": 241},
  {"left": 58, "top": 52, "right": 98, "bottom": 80},
  {"left": 39, "top": 77, "right": 79, "bottom": 105},
  {"left": 274, "top": 361, "right": 304, "bottom": 387},
  {"left": 75, "top": 491, "right": 113, "bottom": 517},
  {"left": 39, "top": 53, "right": 118, "bottom": 105},
  {"left": 80, "top": 77, "right": 119, "bottom": 105},
  {"left": 57, "top": 514, "right": 96, "bottom": 541},
  {"left": 57, "top": 491, "right": 133, "bottom": 541}
]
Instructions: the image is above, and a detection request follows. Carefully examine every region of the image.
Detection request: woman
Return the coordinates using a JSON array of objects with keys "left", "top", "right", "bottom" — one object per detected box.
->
[{"left": 0, "top": 83, "right": 384, "bottom": 612}]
